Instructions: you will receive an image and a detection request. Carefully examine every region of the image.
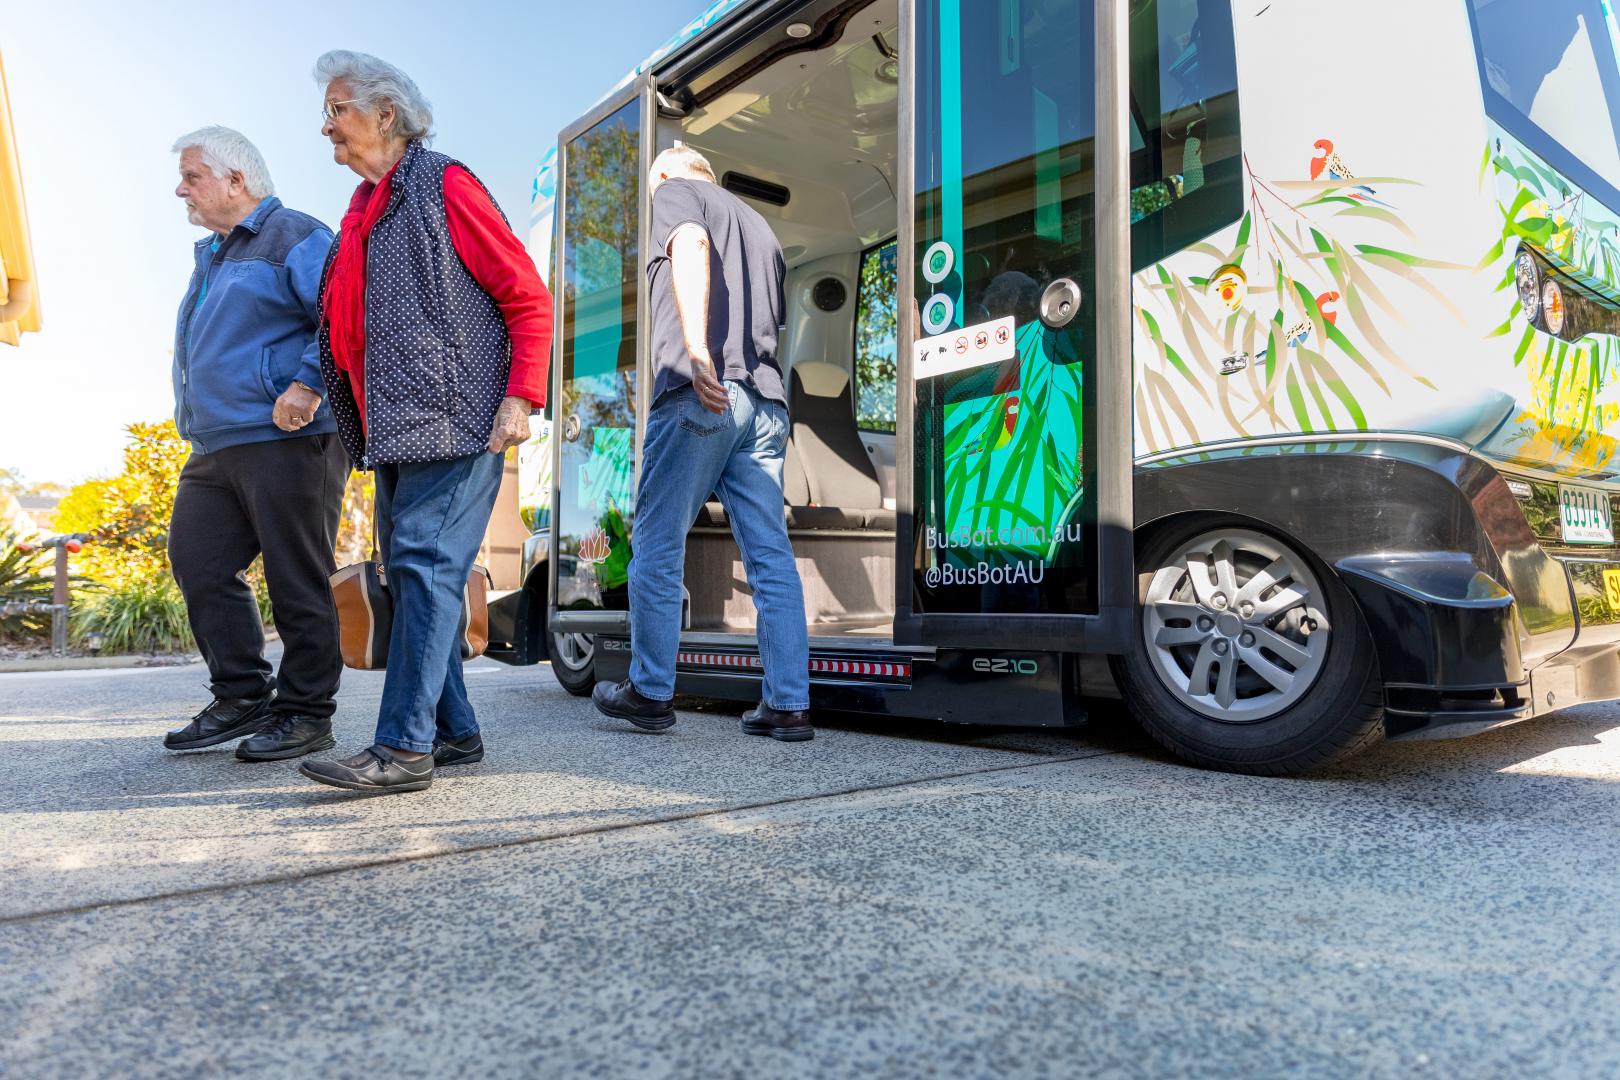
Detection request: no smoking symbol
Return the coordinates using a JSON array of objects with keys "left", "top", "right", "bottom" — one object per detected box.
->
[
  {"left": 974, "top": 331, "right": 989, "bottom": 349},
  {"left": 954, "top": 336, "right": 969, "bottom": 354}
]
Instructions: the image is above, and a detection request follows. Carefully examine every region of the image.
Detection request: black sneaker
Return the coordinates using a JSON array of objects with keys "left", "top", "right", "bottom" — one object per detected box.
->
[
  {"left": 591, "top": 679, "right": 676, "bottom": 731},
  {"left": 741, "top": 702, "right": 814, "bottom": 742},
  {"left": 236, "top": 714, "right": 336, "bottom": 761},
  {"left": 433, "top": 732, "right": 484, "bottom": 766},
  {"left": 299, "top": 745, "right": 434, "bottom": 794},
  {"left": 163, "top": 693, "right": 275, "bottom": 751}
]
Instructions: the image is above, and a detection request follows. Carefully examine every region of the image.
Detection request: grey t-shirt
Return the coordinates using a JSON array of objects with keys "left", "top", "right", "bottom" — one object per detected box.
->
[{"left": 647, "top": 178, "right": 786, "bottom": 406}]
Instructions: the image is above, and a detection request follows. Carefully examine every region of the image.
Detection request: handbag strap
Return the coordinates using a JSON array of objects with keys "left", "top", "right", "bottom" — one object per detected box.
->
[{"left": 370, "top": 490, "right": 380, "bottom": 566}]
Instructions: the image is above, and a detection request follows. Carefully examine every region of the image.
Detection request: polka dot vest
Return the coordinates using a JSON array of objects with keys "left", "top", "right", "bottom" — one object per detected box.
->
[{"left": 318, "top": 140, "right": 513, "bottom": 468}]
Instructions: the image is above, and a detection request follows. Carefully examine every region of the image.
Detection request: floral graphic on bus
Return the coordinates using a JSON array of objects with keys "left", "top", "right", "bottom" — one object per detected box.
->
[{"left": 577, "top": 526, "right": 612, "bottom": 566}]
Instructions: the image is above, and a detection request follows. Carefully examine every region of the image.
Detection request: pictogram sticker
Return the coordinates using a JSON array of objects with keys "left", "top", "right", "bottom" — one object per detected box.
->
[{"left": 914, "top": 316, "right": 1019, "bottom": 381}]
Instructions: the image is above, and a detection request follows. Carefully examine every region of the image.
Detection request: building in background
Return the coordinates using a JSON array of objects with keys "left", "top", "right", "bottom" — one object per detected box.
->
[{"left": 0, "top": 47, "right": 41, "bottom": 346}]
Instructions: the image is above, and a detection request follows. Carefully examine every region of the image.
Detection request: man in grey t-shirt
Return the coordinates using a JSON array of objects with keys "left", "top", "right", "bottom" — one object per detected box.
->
[{"left": 592, "top": 145, "right": 812, "bottom": 743}]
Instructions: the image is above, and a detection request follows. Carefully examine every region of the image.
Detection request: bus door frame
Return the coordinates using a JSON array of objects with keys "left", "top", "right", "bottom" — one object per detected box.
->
[
  {"left": 547, "top": 73, "right": 659, "bottom": 638},
  {"left": 892, "top": 0, "right": 1136, "bottom": 655}
]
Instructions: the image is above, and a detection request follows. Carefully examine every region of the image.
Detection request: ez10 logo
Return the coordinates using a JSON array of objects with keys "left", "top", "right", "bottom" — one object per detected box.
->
[{"left": 971, "top": 657, "right": 1039, "bottom": 675}]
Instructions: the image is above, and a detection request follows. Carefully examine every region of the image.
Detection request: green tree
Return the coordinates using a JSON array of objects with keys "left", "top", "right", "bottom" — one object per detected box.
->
[
  {"left": 855, "top": 241, "right": 899, "bottom": 432},
  {"left": 59, "top": 421, "right": 189, "bottom": 584}
]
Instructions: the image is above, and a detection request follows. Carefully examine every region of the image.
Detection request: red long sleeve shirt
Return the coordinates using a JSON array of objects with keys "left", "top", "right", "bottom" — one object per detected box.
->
[{"left": 330, "top": 163, "right": 552, "bottom": 431}]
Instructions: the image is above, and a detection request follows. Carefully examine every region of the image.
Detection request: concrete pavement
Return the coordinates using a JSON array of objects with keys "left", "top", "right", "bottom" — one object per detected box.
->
[{"left": 2, "top": 657, "right": 1618, "bottom": 1077}]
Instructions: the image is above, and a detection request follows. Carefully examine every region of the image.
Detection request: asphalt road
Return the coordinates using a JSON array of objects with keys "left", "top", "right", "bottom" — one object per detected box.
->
[{"left": 2, "top": 654, "right": 1618, "bottom": 1078}]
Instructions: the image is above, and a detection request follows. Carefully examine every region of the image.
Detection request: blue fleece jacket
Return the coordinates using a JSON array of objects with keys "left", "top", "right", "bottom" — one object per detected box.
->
[{"left": 173, "top": 197, "right": 336, "bottom": 453}]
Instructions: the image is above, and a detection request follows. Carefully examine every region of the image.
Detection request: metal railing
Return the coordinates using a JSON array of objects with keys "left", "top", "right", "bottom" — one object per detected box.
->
[{"left": 8, "top": 533, "right": 88, "bottom": 656}]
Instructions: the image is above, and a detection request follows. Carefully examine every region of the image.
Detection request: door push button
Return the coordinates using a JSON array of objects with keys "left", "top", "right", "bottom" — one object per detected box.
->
[{"left": 1039, "top": 278, "right": 1082, "bottom": 329}]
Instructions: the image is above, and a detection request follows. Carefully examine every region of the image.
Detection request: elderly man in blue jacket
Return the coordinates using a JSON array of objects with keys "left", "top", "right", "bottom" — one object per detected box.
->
[{"left": 161, "top": 125, "right": 348, "bottom": 762}]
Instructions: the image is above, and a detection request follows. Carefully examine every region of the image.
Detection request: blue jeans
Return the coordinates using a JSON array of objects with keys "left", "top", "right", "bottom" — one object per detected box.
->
[
  {"left": 629, "top": 381, "right": 809, "bottom": 711},
  {"left": 373, "top": 451, "right": 505, "bottom": 754}
]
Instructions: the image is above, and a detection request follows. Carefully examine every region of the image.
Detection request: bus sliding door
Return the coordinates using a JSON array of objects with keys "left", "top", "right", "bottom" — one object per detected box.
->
[
  {"left": 549, "top": 83, "right": 650, "bottom": 638},
  {"left": 897, "top": 0, "right": 1134, "bottom": 653}
]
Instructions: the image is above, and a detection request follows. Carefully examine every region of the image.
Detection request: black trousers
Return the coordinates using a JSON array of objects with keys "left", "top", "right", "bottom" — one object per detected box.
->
[{"left": 169, "top": 433, "right": 349, "bottom": 717}]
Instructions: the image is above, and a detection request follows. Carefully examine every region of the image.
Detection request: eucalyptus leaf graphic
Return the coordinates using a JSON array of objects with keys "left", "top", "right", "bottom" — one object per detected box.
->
[{"left": 1133, "top": 149, "right": 1466, "bottom": 450}]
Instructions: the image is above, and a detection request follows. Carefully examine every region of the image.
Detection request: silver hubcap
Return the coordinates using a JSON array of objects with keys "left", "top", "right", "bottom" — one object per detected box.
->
[
  {"left": 552, "top": 631, "right": 595, "bottom": 672},
  {"left": 1142, "top": 528, "right": 1330, "bottom": 723}
]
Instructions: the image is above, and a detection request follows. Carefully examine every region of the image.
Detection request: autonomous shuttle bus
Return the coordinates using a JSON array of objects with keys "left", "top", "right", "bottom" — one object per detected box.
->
[{"left": 486, "top": 0, "right": 1620, "bottom": 774}]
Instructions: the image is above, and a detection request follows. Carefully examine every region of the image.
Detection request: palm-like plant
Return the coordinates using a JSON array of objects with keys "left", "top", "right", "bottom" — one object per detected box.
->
[{"left": 0, "top": 528, "right": 54, "bottom": 641}]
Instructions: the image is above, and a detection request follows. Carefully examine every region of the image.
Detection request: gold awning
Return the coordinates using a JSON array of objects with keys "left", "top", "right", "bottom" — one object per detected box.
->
[{"left": 0, "top": 48, "right": 41, "bottom": 346}]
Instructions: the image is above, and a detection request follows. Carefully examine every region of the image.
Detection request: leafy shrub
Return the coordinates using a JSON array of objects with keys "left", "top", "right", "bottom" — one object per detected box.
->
[
  {"left": 0, "top": 527, "right": 55, "bottom": 641},
  {"left": 72, "top": 577, "right": 196, "bottom": 655},
  {"left": 54, "top": 421, "right": 188, "bottom": 585}
]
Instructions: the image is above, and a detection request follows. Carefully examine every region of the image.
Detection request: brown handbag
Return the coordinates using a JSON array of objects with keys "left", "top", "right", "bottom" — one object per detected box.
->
[{"left": 330, "top": 516, "right": 493, "bottom": 671}]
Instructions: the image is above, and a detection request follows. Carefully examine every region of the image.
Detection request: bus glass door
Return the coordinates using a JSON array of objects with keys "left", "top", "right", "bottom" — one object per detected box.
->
[
  {"left": 551, "top": 91, "right": 644, "bottom": 627},
  {"left": 899, "top": 0, "right": 1133, "bottom": 652}
]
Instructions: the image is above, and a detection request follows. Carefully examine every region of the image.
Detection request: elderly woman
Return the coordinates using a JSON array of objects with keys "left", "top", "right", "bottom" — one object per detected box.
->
[{"left": 299, "top": 50, "right": 551, "bottom": 793}]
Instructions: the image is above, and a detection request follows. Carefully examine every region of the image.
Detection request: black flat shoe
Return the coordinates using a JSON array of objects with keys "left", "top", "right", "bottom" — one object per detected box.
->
[
  {"left": 299, "top": 745, "right": 434, "bottom": 793},
  {"left": 592, "top": 679, "right": 676, "bottom": 731},
  {"left": 742, "top": 702, "right": 814, "bottom": 742},
  {"left": 236, "top": 714, "right": 336, "bottom": 761},
  {"left": 164, "top": 693, "right": 275, "bottom": 751},
  {"left": 433, "top": 732, "right": 484, "bottom": 766}
]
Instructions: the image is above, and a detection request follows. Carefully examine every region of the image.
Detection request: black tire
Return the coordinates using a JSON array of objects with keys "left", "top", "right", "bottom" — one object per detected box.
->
[
  {"left": 549, "top": 630, "right": 597, "bottom": 696},
  {"left": 1109, "top": 517, "right": 1384, "bottom": 775}
]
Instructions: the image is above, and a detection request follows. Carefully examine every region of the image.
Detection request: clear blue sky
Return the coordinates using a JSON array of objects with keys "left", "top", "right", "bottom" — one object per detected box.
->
[{"left": 2, "top": 0, "right": 678, "bottom": 486}]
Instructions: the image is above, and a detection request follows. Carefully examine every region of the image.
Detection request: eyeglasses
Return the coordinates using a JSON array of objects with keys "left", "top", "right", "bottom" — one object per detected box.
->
[{"left": 322, "top": 98, "right": 362, "bottom": 122}]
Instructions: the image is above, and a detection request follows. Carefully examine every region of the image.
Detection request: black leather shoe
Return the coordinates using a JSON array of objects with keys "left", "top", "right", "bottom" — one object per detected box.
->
[
  {"left": 741, "top": 702, "right": 814, "bottom": 742},
  {"left": 163, "top": 693, "right": 275, "bottom": 751},
  {"left": 299, "top": 745, "right": 434, "bottom": 793},
  {"left": 433, "top": 732, "right": 484, "bottom": 766},
  {"left": 592, "top": 679, "right": 676, "bottom": 731},
  {"left": 236, "top": 714, "right": 335, "bottom": 761}
]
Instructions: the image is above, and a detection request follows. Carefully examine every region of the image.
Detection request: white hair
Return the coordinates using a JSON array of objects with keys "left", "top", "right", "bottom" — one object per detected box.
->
[
  {"left": 314, "top": 50, "right": 434, "bottom": 143},
  {"left": 170, "top": 126, "right": 275, "bottom": 198},
  {"left": 650, "top": 144, "right": 716, "bottom": 189}
]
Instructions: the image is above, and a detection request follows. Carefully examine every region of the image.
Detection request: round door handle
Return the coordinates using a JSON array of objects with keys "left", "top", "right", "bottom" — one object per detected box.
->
[
  {"left": 563, "top": 414, "right": 582, "bottom": 442},
  {"left": 1039, "top": 278, "right": 1083, "bottom": 329}
]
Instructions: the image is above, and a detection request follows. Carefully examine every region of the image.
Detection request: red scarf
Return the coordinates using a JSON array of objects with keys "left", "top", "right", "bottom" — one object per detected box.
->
[{"left": 323, "top": 160, "right": 401, "bottom": 426}]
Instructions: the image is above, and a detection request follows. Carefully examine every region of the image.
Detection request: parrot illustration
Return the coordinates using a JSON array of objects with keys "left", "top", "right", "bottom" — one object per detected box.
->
[
  {"left": 994, "top": 396, "right": 1021, "bottom": 450},
  {"left": 1309, "top": 139, "right": 1393, "bottom": 208},
  {"left": 1284, "top": 291, "right": 1340, "bottom": 348},
  {"left": 1210, "top": 264, "right": 1248, "bottom": 313}
]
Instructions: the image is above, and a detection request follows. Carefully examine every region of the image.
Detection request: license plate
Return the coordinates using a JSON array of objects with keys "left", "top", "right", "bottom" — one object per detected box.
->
[{"left": 1560, "top": 482, "right": 1615, "bottom": 544}]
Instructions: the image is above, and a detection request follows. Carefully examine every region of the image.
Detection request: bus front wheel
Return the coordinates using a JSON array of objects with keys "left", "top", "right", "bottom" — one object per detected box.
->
[
  {"left": 549, "top": 630, "right": 597, "bottom": 696},
  {"left": 1109, "top": 519, "right": 1383, "bottom": 775}
]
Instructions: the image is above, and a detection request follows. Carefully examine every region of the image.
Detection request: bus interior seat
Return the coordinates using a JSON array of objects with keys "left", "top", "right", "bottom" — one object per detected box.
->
[
  {"left": 783, "top": 362, "right": 895, "bottom": 530},
  {"left": 693, "top": 362, "right": 894, "bottom": 532}
]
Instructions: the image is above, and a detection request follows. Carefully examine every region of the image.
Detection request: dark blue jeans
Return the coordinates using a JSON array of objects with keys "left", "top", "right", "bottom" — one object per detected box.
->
[
  {"left": 629, "top": 381, "right": 809, "bottom": 711},
  {"left": 373, "top": 451, "right": 505, "bottom": 754}
]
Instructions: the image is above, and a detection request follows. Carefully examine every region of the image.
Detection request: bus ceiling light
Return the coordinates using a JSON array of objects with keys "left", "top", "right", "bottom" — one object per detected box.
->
[
  {"left": 786, "top": 21, "right": 813, "bottom": 38},
  {"left": 1515, "top": 250, "right": 1541, "bottom": 323},
  {"left": 1542, "top": 279, "right": 1566, "bottom": 336}
]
